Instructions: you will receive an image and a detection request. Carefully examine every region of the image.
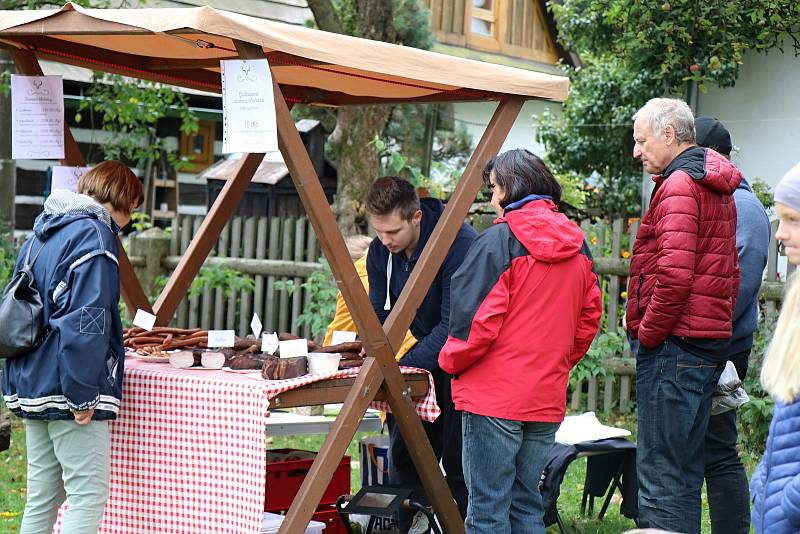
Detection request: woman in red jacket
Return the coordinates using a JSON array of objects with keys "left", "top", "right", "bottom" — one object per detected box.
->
[{"left": 439, "top": 149, "right": 602, "bottom": 534}]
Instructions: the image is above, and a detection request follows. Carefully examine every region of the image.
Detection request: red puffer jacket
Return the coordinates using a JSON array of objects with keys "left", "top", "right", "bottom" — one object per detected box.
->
[
  {"left": 439, "top": 198, "right": 602, "bottom": 422},
  {"left": 626, "top": 147, "right": 741, "bottom": 349}
]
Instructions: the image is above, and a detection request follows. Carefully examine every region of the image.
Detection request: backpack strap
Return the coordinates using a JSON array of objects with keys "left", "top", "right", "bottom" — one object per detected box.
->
[{"left": 23, "top": 237, "right": 46, "bottom": 270}]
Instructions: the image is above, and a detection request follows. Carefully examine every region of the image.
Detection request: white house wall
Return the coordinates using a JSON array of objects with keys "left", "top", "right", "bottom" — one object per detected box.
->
[
  {"left": 452, "top": 99, "right": 562, "bottom": 158},
  {"left": 697, "top": 35, "right": 800, "bottom": 187}
]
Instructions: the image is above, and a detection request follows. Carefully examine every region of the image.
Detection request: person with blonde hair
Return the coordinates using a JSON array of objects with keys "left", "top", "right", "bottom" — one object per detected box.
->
[
  {"left": 323, "top": 234, "right": 416, "bottom": 358},
  {"left": 751, "top": 160, "right": 800, "bottom": 534},
  {"left": 2, "top": 160, "right": 143, "bottom": 534}
]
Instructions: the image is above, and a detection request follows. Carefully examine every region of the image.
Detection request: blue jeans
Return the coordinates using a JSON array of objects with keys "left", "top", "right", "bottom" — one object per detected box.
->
[
  {"left": 462, "top": 412, "right": 559, "bottom": 534},
  {"left": 636, "top": 338, "right": 724, "bottom": 534}
]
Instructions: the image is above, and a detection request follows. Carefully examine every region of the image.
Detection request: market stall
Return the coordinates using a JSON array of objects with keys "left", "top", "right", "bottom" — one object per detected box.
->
[{"left": 0, "top": 5, "right": 568, "bottom": 532}]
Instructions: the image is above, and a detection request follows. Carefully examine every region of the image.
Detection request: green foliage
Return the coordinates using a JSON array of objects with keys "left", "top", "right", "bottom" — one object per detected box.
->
[
  {"left": 274, "top": 258, "right": 338, "bottom": 340},
  {"left": 129, "top": 212, "right": 152, "bottom": 233},
  {"left": 739, "top": 312, "right": 778, "bottom": 457},
  {"left": 392, "top": 0, "right": 433, "bottom": 50},
  {"left": 750, "top": 177, "right": 775, "bottom": 210},
  {"left": 0, "top": 225, "right": 18, "bottom": 290},
  {"left": 555, "top": 172, "right": 588, "bottom": 210},
  {"left": 75, "top": 73, "right": 198, "bottom": 171},
  {"left": 569, "top": 330, "right": 628, "bottom": 389},
  {"left": 535, "top": 57, "right": 655, "bottom": 217},
  {"left": 551, "top": 0, "right": 800, "bottom": 92},
  {"left": 186, "top": 265, "right": 255, "bottom": 299}
]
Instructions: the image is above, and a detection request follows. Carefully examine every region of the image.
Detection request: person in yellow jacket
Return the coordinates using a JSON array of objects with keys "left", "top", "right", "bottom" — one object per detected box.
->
[{"left": 323, "top": 235, "right": 417, "bottom": 359}]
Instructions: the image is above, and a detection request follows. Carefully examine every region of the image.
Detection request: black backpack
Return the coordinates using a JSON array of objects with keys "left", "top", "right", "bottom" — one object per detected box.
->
[{"left": 0, "top": 238, "right": 50, "bottom": 359}]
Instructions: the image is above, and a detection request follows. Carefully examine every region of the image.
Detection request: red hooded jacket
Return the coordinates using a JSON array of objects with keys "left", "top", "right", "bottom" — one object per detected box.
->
[
  {"left": 438, "top": 198, "right": 602, "bottom": 422},
  {"left": 626, "top": 147, "right": 741, "bottom": 349}
]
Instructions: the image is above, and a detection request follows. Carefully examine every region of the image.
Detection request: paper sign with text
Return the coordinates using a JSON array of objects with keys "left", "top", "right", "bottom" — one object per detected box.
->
[
  {"left": 51, "top": 166, "right": 91, "bottom": 193},
  {"left": 208, "top": 330, "right": 235, "bottom": 348},
  {"left": 221, "top": 59, "right": 278, "bottom": 154},
  {"left": 11, "top": 75, "right": 65, "bottom": 160},
  {"left": 278, "top": 338, "right": 308, "bottom": 358}
]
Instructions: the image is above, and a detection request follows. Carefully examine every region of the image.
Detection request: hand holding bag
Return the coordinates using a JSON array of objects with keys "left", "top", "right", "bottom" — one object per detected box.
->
[{"left": 0, "top": 239, "right": 50, "bottom": 359}]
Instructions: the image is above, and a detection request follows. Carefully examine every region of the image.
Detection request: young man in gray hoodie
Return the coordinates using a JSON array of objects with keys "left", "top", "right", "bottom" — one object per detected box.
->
[{"left": 696, "top": 116, "right": 770, "bottom": 534}]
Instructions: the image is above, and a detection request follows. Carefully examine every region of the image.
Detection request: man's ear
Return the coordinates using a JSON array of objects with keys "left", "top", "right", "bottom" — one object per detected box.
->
[
  {"left": 663, "top": 124, "right": 676, "bottom": 146},
  {"left": 412, "top": 210, "right": 422, "bottom": 226}
]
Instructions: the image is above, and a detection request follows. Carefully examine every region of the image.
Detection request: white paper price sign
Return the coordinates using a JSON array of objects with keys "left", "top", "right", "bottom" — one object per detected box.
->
[
  {"left": 278, "top": 338, "right": 308, "bottom": 358},
  {"left": 208, "top": 330, "right": 235, "bottom": 348},
  {"left": 331, "top": 330, "right": 357, "bottom": 345},
  {"left": 132, "top": 309, "right": 157, "bottom": 331},
  {"left": 262, "top": 332, "right": 279, "bottom": 355},
  {"left": 11, "top": 75, "right": 65, "bottom": 160},
  {"left": 251, "top": 313, "right": 263, "bottom": 339},
  {"left": 52, "top": 165, "right": 91, "bottom": 193},
  {"left": 220, "top": 59, "right": 278, "bottom": 154}
]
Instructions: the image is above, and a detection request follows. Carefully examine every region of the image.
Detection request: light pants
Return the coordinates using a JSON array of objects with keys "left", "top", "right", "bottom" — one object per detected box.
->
[{"left": 20, "top": 419, "right": 110, "bottom": 534}]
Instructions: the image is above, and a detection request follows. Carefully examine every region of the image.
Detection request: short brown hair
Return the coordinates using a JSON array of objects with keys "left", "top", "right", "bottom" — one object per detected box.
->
[
  {"left": 78, "top": 160, "right": 144, "bottom": 214},
  {"left": 365, "top": 176, "right": 420, "bottom": 220},
  {"left": 482, "top": 149, "right": 562, "bottom": 208}
]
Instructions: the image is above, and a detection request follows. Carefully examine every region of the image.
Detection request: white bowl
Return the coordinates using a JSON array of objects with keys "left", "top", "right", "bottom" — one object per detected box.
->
[{"left": 307, "top": 352, "right": 341, "bottom": 375}]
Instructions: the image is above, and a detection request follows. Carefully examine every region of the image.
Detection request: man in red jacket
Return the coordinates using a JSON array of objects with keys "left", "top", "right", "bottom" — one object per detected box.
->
[{"left": 627, "top": 98, "right": 741, "bottom": 534}]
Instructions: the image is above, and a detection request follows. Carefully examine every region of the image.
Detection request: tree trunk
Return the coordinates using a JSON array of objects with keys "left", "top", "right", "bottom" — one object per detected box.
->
[
  {"left": 309, "top": 0, "right": 396, "bottom": 236},
  {"left": 0, "top": 49, "right": 16, "bottom": 230},
  {"left": 329, "top": 105, "right": 394, "bottom": 234}
]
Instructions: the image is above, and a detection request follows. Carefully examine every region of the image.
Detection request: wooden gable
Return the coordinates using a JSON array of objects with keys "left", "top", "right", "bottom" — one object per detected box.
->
[{"left": 424, "top": 0, "right": 561, "bottom": 65}]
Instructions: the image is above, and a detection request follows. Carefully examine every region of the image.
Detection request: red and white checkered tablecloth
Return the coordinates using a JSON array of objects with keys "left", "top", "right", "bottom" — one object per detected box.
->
[{"left": 54, "top": 357, "right": 438, "bottom": 534}]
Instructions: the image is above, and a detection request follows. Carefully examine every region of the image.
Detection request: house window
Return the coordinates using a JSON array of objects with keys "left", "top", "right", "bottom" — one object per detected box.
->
[
  {"left": 470, "top": 0, "right": 496, "bottom": 37},
  {"left": 179, "top": 120, "right": 216, "bottom": 173}
]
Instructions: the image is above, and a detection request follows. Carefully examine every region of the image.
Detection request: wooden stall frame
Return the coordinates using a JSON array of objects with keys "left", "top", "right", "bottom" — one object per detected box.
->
[{"left": 0, "top": 13, "right": 535, "bottom": 532}]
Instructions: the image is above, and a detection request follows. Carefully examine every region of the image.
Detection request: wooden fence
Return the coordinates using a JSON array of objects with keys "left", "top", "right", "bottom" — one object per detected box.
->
[
  {"left": 132, "top": 212, "right": 788, "bottom": 415},
  {"left": 154, "top": 215, "right": 321, "bottom": 339},
  {"left": 569, "top": 217, "right": 788, "bottom": 414}
]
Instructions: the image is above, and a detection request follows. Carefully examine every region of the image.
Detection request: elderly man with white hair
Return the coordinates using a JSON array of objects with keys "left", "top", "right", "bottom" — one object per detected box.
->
[{"left": 625, "top": 98, "right": 742, "bottom": 534}]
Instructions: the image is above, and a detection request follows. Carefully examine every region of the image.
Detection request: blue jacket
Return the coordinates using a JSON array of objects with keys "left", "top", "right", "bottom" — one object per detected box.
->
[
  {"left": 367, "top": 197, "right": 476, "bottom": 371},
  {"left": 2, "top": 190, "right": 124, "bottom": 421},
  {"left": 730, "top": 178, "right": 770, "bottom": 353},
  {"left": 751, "top": 399, "right": 800, "bottom": 533}
]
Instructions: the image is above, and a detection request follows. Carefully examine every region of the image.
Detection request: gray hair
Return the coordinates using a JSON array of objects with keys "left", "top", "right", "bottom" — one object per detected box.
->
[{"left": 633, "top": 98, "right": 696, "bottom": 145}]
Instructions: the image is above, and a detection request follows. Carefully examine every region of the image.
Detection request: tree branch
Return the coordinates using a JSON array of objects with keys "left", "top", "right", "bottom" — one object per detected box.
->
[{"left": 307, "top": 0, "right": 343, "bottom": 34}]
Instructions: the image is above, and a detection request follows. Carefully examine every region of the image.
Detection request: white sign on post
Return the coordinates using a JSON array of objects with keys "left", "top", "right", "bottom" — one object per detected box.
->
[
  {"left": 11, "top": 75, "right": 65, "bottom": 160},
  {"left": 51, "top": 166, "right": 91, "bottom": 193},
  {"left": 220, "top": 59, "right": 278, "bottom": 154},
  {"left": 331, "top": 330, "right": 357, "bottom": 345},
  {"left": 208, "top": 330, "right": 235, "bottom": 348},
  {"left": 250, "top": 313, "right": 263, "bottom": 340},
  {"left": 262, "top": 332, "right": 279, "bottom": 355},
  {"left": 278, "top": 339, "right": 308, "bottom": 359},
  {"left": 132, "top": 309, "right": 157, "bottom": 331}
]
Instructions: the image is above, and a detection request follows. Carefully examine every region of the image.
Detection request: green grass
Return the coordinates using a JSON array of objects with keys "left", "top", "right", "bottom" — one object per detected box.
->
[
  {"left": 0, "top": 417, "right": 26, "bottom": 534},
  {"left": 0, "top": 411, "right": 762, "bottom": 534}
]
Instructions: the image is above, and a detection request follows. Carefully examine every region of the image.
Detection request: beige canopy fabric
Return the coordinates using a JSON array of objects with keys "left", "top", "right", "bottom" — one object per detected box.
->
[{"left": 0, "top": 2, "right": 568, "bottom": 105}]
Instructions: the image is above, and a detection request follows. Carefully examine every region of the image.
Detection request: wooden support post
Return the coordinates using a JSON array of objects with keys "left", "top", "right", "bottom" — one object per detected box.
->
[{"left": 9, "top": 48, "right": 151, "bottom": 314}]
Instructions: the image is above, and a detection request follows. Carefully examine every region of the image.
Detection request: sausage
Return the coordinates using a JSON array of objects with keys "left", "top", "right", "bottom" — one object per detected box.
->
[{"left": 318, "top": 341, "right": 363, "bottom": 354}]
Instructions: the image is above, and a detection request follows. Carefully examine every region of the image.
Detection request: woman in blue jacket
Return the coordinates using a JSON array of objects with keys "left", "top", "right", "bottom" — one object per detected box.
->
[
  {"left": 2, "top": 161, "right": 142, "bottom": 534},
  {"left": 751, "top": 160, "right": 800, "bottom": 533}
]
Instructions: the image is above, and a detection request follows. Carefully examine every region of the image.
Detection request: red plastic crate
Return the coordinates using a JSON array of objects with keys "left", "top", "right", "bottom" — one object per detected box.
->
[
  {"left": 265, "top": 449, "right": 350, "bottom": 512},
  {"left": 312, "top": 504, "right": 349, "bottom": 534}
]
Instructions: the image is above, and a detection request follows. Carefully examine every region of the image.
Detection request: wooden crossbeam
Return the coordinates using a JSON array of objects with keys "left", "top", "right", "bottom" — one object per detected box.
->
[{"left": 9, "top": 48, "right": 152, "bottom": 315}]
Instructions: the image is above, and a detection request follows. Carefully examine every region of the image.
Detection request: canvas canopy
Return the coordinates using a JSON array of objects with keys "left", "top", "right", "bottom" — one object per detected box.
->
[{"left": 0, "top": 3, "right": 568, "bottom": 105}]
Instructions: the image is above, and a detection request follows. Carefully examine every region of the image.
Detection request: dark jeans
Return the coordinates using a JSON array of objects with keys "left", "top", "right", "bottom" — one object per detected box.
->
[
  {"left": 705, "top": 348, "right": 751, "bottom": 534},
  {"left": 636, "top": 338, "right": 724, "bottom": 534},
  {"left": 387, "top": 367, "right": 468, "bottom": 532}
]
